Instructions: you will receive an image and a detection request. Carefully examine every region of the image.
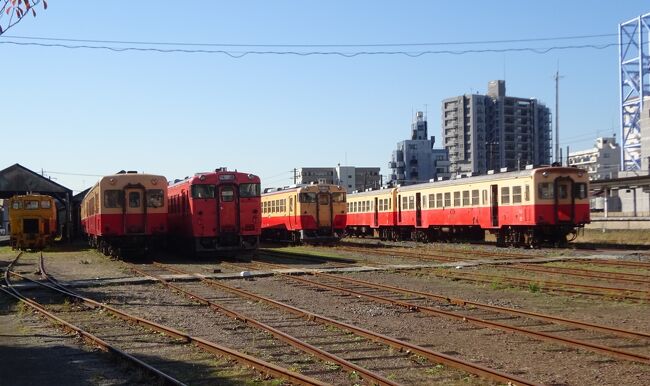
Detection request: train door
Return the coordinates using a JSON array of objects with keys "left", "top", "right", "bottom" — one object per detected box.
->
[
  {"left": 218, "top": 184, "right": 239, "bottom": 233},
  {"left": 415, "top": 192, "right": 422, "bottom": 227},
  {"left": 317, "top": 192, "right": 332, "bottom": 228},
  {"left": 288, "top": 196, "right": 295, "bottom": 230},
  {"left": 554, "top": 177, "right": 575, "bottom": 223},
  {"left": 490, "top": 184, "right": 499, "bottom": 227},
  {"left": 124, "top": 185, "right": 146, "bottom": 233},
  {"left": 373, "top": 197, "right": 379, "bottom": 227}
]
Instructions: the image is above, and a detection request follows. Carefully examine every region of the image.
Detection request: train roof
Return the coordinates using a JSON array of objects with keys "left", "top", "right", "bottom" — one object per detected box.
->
[
  {"left": 262, "top": 183, "right": 344, "bottom": 196},
  {"left": 169, "top": 169, "right": 259, "bottom": 188}
]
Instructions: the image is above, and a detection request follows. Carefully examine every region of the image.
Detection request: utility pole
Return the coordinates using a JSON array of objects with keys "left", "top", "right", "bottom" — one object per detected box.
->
[
  {"left": 293, "top": 168, "right": 297, "bottom": 184},
  {"left": 554, "top": 68, "right": 564, "bottom": 164}
]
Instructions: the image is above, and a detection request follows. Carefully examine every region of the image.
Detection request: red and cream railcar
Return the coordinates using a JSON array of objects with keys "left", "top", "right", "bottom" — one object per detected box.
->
[
  {"left": 346, "top": 188, "right": 402, "bottom": 240},
  {"left": 261, "top": 184, "right": 346, "bottom": 242},
  {"left": 81, "top": 172, "right": 168, "bottom": 256},
  {"left": 167, "top": 168, "right": 261, "bottom": 253},
  {"left": 346, "top": 166, "right": 590, "bottom": 247}
]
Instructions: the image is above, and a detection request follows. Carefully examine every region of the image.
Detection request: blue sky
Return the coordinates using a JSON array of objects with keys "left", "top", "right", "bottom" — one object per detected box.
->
[{"left": 1, "top": 1, "right": 648, "bottom": 193}]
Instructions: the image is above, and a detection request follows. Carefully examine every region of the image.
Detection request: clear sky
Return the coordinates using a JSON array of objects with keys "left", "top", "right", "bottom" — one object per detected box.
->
[{"left": 1, "top": 1, "right": 648, "bottom": 193}]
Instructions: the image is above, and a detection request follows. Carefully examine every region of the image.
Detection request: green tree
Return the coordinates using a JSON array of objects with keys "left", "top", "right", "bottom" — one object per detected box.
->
[{"left": 0, "top": 0, "right": 47, "bottom": 34}]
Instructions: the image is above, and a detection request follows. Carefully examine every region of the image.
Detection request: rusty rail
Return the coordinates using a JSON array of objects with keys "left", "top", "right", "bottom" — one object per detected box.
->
[
  {"left": 130, "top": 264, "right": 399, "bottom": 386},
  {"left": 155, "top": 263, "right": 540, "bottom": 386},
  {"left": 502, "top": 263, "right": 650, "bottom": 284}
]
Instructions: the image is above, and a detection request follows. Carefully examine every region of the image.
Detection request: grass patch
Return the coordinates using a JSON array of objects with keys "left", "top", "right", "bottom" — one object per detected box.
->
[{"left": 528, "top": 282, "right": 541, "bottom": 293}]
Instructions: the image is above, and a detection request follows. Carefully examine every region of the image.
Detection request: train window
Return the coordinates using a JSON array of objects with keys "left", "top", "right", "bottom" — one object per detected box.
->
[
  {"left": 558, "top": 184, "right": 568, "bottom": 199},
  {"left": 472, "top": 190, "right": 479, "bottom": 206},
  {"left": 147, "top": 189, "right": 164, "bottom": 208},
  {"left": 402, "top": 196, "right": 408, "bottom": 210},
  {"left": 12, "top": 200, "right": 22, "bottom": 209},
  {"left": 129, "top": 192, "right": 141, "bottom": 208},
  {"left": 501, "top": 187, "right": 510, "bottom": 204},
  {"left": 40, "top": 200, "right": 51, "bottom": 209},
  {"left": 104, "top": 190, "right": 124, "bottom": 208},
  {"left": 444, "top": 193, "right": 451, "bottom": 207},
  {"left": 24, "top": 200, "right": 38, "bottom": 209},
  {"left": 436, "top": 193, "right": 443, "bottom": 208},
  {"left": 512, "top": 186, "right": 522, "bottom": 204},
  {"left": 332, "top": 192, "right": 345, "bottom": 203},
  {"left": 482, "top": 190, "right": 487, "bottom": 205},
  {"left": 192, "top": 184, "right": 216, "bottom": 199},
  {"left": 426, "top": 194, "right": 433, "bottom": 208},
  {"left": 299, "top": 193, "right": 317, "bottom": 203},
  {"left": 408, "top": 196, "right": 415, "bottom": 210},
  {"left": 462, "top": 191, "right": 469, "bottom": 206},
  {"left": 221, "top": 187, "right": 234, "bottom": 202},
  {"left": 239, "top": 183, "right": 261, "bottom": 198},
  {"left": 574, "top": 183, "right": 588, "bottom": 199},
  {"left": 538, "top": 183, "right": 554, "bottom": 199},
  {"left": 453, "top": 192, "right": 460, "bottom": 207},
  {"left": 388, "top": 198, "right": 391, "bottom": 210},
  {"left": 525, "top": 185, "right": 530, "bottom": 201}
]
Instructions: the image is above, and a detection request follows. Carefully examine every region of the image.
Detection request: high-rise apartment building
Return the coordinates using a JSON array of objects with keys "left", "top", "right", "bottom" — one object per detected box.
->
[
  {"left": 388, "top": 111, "right": 450, "bottom": 185},
  {"left": 442, "top": 80, "right": 552, "bottom": 176},
  {"left": 294, "top": 166, "right": 381, "bottom": 193}
]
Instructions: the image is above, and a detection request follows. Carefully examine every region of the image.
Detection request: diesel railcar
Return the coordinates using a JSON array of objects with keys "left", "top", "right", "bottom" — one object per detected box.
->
[
  {"left": 81, "top": 171, "right": 168, "bottom": 256},
  {"left": 167, "top": 168, "right": 261, "bottom": 253},
  {"left": 346, "top": 166, "right": 590, "bottom": 247},
  {"left": 261, "top": 184, "right": 347, "bottom": 243},
  {"left": 8, "top": 194, "right": 57, "bottom": 250}
]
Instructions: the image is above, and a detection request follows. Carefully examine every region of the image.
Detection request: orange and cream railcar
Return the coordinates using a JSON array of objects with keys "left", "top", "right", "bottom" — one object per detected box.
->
[
  {"left": 8, "top": 194, "right": 58, "bottom": 250},
  {"left": 261, "top": 184, "right": 347, "bottom": 242},
  {"left": 346, "top": 166, "right": 590, "bottom": 247},
  {"left": 81, "top": 171, "right": 168, "bottom": 256}
]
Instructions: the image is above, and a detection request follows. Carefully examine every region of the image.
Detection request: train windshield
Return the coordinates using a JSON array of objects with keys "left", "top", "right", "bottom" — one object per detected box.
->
[
  {"left": 25, "top": 201, "right": 39, "bottom": 209},
  {"left": 40, "top": 200, "right": 51, "bottom": 209},
  {"left": 12, "top": 201, "right": 22, "bottom": 209},
  {"left": 147, "top": 189, "right": 164, "bottom": 208},
  {"left": 191, "top": 184, "right": 216, "bottom": 199},
  {"left": 104, "top": 190, "right": 124, "bottom": 208},
  {"left": 331, "top": 192, "right": 346, "bottom": 203},
  {"left": 239, "top": 183, "right": 261, "bottom": 197},
  {"left": 299, "top": 193, "right": 317, "bottom": 203},
  {"left": 574, "top": 183, "right": 588, "bottom": 199}
]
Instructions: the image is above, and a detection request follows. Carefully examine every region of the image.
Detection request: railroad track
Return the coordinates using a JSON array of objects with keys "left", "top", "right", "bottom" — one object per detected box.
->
[
  {"left": 140, "top": 260, "right": 541, "bottom": 386},
  {"left": 3, "top": 252, "right": 326, "bottom": 386},
  {"left": 234, "top": 257, "right": 650, "bottom": 366}
]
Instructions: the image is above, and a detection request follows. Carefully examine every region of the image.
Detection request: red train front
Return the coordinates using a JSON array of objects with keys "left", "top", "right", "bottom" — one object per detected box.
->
[
  {"left": 167, "top": 168, "right": 261, "bottom": 253},
  {"left": 81, "top": 171, "right": 168, "bottom": 257}
]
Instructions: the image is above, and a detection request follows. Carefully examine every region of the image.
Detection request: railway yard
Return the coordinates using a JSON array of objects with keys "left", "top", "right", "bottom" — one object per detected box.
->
[{"left": 1, "top": 240, "right": 649, "bottom": 386}]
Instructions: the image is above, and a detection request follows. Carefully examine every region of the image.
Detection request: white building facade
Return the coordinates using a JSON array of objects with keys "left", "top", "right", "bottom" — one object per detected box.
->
[{"left": 568, "top": 137, "right": 621, "bottom": 180}]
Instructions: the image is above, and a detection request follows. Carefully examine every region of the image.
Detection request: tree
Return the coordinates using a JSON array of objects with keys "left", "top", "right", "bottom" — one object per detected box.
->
[{"left": 0, "top": 0, "right": 47, "bottom": 35}]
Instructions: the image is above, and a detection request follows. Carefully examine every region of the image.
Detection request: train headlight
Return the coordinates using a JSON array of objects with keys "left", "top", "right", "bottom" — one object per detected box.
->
[
  {"left": 577, "top": 171, "right": 584, "bottom": 177},
  {"left": 542, "top": 171, "right": 549, "bottom": 177},
  {"left": 109, "top": 178, "right": 116, "bottom": 185},
  {"left": 151, "top": 178, "right": 158, "bottom": 185},
  {"left": 199, "top": 175, "right": 206, "bottom": 181}
]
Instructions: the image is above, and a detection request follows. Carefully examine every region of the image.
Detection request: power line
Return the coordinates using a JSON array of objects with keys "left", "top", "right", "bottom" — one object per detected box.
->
[
  {"left": 0, "top": 40, "right": 618, "bottom": 57},
  {"left": 0, "top": 33, "right": 616, "bottom": 48},
  {"left": 43, "top": 170, "right": 104, "bottom": 177}
]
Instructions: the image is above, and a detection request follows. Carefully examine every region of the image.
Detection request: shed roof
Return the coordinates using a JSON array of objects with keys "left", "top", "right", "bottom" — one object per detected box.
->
[{"left": 0, "top": 163, "right": 73, "bottom": 199}]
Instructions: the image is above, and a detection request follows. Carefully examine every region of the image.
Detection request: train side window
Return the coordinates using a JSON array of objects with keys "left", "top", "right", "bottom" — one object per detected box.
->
[
  {"left": 428, "top": 194, "right": 435, "bottom": 208},
  {"left": 453, "top": 192, "right": 460, "bottom": 207},
  {"left": 574, "top": 183, "right": 588, "bottom": 199},
  {"left": 436, "top": 193, "right": 443, "bottom": 208},
  {"left": 402, "top": 196, "right": 407, "bottom": 210},
  {"left": 462, "top": 191, "right": 469, "bottom": 206},
  {"left": 444, "top": 192, "right": 451, "bottom": 207},
  {"left": 147, "top": 189, "right": 164, "bottom": 208},
  {"left": 512, "top": 186, "right": 522, "bottom": 204},
  {"left": 471, "top": 190, "right": 479, "bottom": 206},
  {"left": 104, "top": 190, "right": 123, "bottom": 208},
  {"left": 482, "top": 190, "right": 487, "bottom": 205},
  {"left": 525, "top": 185, "right": 530, "bottom": 201},
  {"left": 388, "top": 198, "right": 391, "bottom": 210},
  {"left": 501, "top": 187, "right": 510, "bottom": 204},
  {"left": 538, "top": 183, "right": 553, "bottom": 199},
  {"left": 221, "top": 186, "right": 235, "bottom": 202},
  {"left": 408, "top": 196, "right": 415, "bottom": 210}
]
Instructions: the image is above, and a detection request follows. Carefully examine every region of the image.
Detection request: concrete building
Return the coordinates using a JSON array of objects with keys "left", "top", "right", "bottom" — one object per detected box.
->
[
  {"left": 568, "top": 137, "right": 621, "bottom": 180},
  {"left": 295, "top": 166, "right": 381, "bottom": 193},
  {"left": 388, "top": 111, "right": 450, "bottom": 185},
  {"left": 442, "top": 80, "right": 552, "bottom": 176}
]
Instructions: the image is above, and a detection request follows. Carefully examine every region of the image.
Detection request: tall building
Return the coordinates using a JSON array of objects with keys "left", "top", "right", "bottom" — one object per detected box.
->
[
  {"left": 442, "top": 80, "right": 552, "bottom": 176},
  {"left": 568, "top": 137, "right": 621, "bottom": 180},
  {"left": 388, "top": 111, "right": 450, "bottom": 185},
  {"left": 294, "top": 166, "right": 381, "bottom": 193},
  {"left": 619, "top": 13, "right": 650, "bottom": 171}
]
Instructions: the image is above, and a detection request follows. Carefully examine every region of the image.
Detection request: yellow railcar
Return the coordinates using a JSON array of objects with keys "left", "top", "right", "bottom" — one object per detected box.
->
[{"left": 8, "top": 194, "right": 58, "bottom": 250}]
